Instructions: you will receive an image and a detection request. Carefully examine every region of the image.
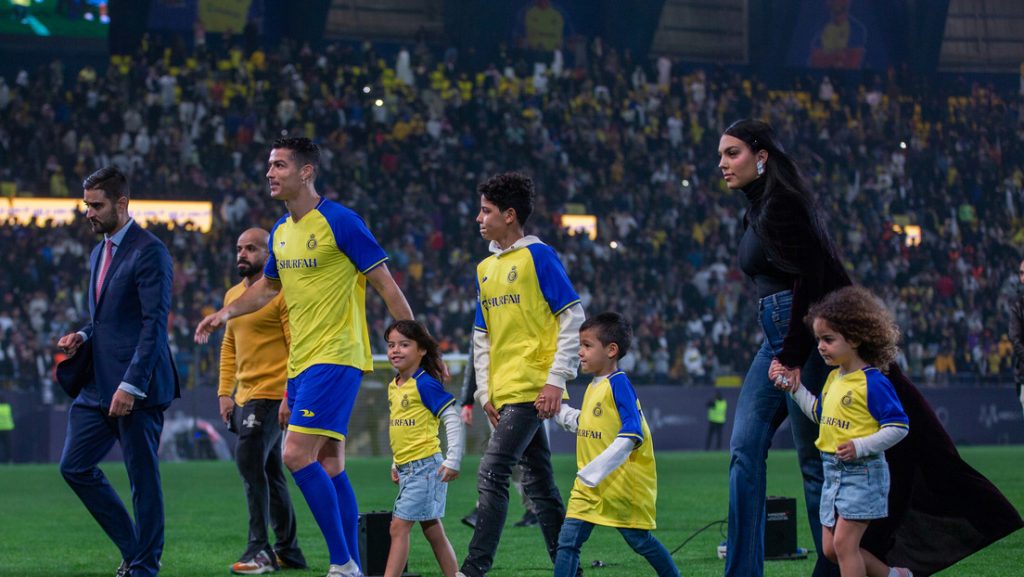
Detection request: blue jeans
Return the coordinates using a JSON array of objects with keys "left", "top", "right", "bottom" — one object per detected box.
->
[
  {"left": 725, "top": 291, "right": 839, "bottom": 577},
  {"left": 554, "top": 517, "right": 680, "bottom": 577}
]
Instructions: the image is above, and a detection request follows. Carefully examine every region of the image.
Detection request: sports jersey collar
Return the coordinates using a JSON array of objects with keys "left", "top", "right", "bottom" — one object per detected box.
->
[
  {"left": 589, "top": 370, "right": 618, "bottom": 383},
  {"left": 287, "top": 196, "right": 326, "bottom": 222},
  {"left": 488, "top": 234, "right": 544, "bottom": 256}
]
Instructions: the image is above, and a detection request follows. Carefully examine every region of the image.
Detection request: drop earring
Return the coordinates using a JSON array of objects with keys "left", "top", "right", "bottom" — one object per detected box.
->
[{"left": 756, "top": 159, "right": 765, "bottom": 176}]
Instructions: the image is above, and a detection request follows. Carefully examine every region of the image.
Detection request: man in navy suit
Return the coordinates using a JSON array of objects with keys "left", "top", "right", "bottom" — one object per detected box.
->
[{"left": 57, "top": 166, "right": 179, "bottom": 577}]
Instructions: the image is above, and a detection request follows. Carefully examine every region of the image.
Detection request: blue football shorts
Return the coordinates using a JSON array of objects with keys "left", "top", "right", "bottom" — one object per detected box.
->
[{"left": 286, "top": 363, "right": 362, "bottom": 441}]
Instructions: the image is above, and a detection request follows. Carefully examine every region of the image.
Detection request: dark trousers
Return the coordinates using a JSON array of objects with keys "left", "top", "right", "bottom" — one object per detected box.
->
[
  {"left": 0, "top": 430, "right": 12, "bottom": 462},
  {"left": 705, "top": 421, "right": 723, "bottom": 451},
  {"left": 60, "top": 400, "right": 166, "bottom": 577},
  {"left": 231, "top": 399, "right": 302, "bottom": 563},
  {"left": 461, "top": 403, "right": 570, "bottom": 577}
]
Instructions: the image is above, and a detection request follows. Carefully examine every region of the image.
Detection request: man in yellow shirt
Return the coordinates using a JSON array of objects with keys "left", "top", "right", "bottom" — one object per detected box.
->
[
  {"left": 197, "top": 138, "right": 414, "bottom": 577},
  {"left": 219, "top": 228, "right": 306, "bottom": 574}
]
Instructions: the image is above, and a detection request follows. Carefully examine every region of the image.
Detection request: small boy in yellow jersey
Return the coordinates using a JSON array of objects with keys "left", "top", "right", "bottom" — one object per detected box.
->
[{"left": 550, "top": 312, "right": 680, "bottom": 577}]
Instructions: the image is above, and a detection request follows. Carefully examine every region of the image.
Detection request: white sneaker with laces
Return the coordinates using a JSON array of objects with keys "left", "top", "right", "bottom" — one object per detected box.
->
[{"left": 325, "top": 560, "right": 362, "bottom": 577}]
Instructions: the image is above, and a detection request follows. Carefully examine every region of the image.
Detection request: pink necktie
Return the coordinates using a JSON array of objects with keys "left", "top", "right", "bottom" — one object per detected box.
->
[{"left": 95, "top": 239, "right": 114, "bottom": 302}]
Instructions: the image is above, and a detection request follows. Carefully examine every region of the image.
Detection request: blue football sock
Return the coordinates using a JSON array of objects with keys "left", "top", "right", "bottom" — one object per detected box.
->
[
  {"left": 332, "top": 471, "right": 361, "bottom": 569},
  {"left": 292, "top": 462, "right": 350, "bottom": 565}
]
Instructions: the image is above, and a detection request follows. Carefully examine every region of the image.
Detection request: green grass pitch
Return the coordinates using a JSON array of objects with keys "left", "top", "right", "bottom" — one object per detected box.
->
[{"left": 0, "top": 447, "right": 1020, "bottom": 576}]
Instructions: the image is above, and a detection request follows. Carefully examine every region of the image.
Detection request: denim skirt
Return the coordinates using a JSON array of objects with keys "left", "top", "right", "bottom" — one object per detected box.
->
[
  {"left": 394, "top": 452, "right": 447, "bottom": 521},
  {"left": 819, "top": 451, "right": 890, "bottom": 527}
]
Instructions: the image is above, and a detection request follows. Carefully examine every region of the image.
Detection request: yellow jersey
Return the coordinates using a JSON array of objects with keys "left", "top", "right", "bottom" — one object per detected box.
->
[
  {"left": 264, "top": 198, "right": 388, "bottom": 377},
  {"left": 474, "top": 239, "right": 580, "bottom": 409},
  {"left": 566, "top": 372, "right": 658, "bottom": 530},
  {"left": 812, "top": 367, "right": 909, "bottom": 453},
  {"left": 387, "top": 368, "right": 456, "bottom": 465}
]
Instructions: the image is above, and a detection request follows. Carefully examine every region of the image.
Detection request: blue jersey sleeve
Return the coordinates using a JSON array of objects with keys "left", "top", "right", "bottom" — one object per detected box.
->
[
  {"left": 609, "top": 372, "right": 645, "bottom": 446},
  {"left": 865, "top": 370, "right": 909, "bottom": 429},
  {"left": 473, "top": 271, "right": 488, "bottom": 333},
  {"left": 414, "top": 370, "right": 456, "bottom": 416},
  {"left": 263, "top": 215, "right": 287, "bottom": 280},
  {"left": 526, "top": 243, "right": 580, "bottom": 315},
  {"left": 321, "top": 199, "right": 389, "bottom": 274}
]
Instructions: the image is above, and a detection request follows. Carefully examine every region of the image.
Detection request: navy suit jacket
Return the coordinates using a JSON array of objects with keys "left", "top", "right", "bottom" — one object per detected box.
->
[{"left": 77, "top": 221, "right": 180, "bottom": 408}]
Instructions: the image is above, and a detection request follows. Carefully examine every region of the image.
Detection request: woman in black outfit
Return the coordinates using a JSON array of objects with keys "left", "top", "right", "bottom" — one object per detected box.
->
[
  {"left": 718, "top": 118, "right": 1021, "bottom": 577},
  {"left": 719, "top": 118, "right": 845, "bottom": 577}
]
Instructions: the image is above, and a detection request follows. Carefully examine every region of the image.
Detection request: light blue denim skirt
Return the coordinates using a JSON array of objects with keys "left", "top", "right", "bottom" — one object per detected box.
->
[
  {"left": 819, "top": 452, "right": 890, "bottom": 527},
  {"left": 394, "top": 452, "right": 447, "bottom": 521}
]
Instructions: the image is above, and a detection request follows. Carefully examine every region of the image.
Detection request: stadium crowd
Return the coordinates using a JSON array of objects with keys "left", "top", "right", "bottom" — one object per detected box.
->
[{"left": 1, "top": 34, "right": 1023, "bottom": 394}]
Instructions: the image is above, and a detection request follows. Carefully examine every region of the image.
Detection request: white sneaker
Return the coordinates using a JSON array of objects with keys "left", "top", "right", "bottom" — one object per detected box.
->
[{"left": 325, "top": 561, "right": 362, "bottom": 577}]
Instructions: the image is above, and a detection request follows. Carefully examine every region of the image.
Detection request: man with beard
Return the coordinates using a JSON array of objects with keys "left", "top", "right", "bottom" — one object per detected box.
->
[
  {"left": 56, "top": 166, "right": 179, "bottom": 577},
  {"left": 219, "top": 227, "right": 307, "bottom": 575},
  {"left": 196, "top": 138, "right": 415, "bottom": 577}
]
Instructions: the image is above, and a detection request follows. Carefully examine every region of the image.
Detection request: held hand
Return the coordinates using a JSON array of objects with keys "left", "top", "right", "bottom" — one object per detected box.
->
[
  {"left": 194, "top": 310, "right": 229, "bottom": 344},
  {"left": 769, "top": 360, "right": 790, "bottom": 390},
  {"left": 108, "top": 389, "right": 136, "bottom": 418},
  {"left": 218, "top": 396, "right": 233, "bottom": 425},
  {"left": 391, "top": 466, "right": 399, "bottom": 485},
  {"left": 460, "top": 405, "right": 474, "bottom": 426},
  {"left": 534, "top": 384, "right": 562, "bottom": 419},
  {"left": 836, "top": 441, "right": 858, "bottom": 462},
  {"left": 483, "top": 401, "right": 499, "bottom": 427},
  {"left": 58, "top": 332, "right": 84, "bottom": 356},
  {"left": 784, "top": 366, "right": 802, "bottom": 389},
  {"left": 278, "top": 400, "right": 291, "bottom": 430},
  {"left": 438, "top": 466, "right": 459, "bottom": 483}
]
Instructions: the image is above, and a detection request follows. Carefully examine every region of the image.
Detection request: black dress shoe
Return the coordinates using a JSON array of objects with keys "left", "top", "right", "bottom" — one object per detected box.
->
[
  {"left": 115, "top": 560, "right": 131, "bottom": 577},
  {"left": 513, "top": 510, "right": 539, "bottom": 527}
]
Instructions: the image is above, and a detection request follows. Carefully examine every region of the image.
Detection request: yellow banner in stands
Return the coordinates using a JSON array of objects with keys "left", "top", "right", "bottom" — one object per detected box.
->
[
  {"left": 560, "top": 214, "right": 598, "bottom": 240},
  {"left": 198, "top": 0, "right": 252, "bottom": 34},
  {"left": 0, "top": 198, "right": 213, "bottom": 232}
]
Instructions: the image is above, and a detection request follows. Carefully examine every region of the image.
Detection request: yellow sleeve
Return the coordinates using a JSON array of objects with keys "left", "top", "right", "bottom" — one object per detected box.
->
[
  {"left": 279, "top": 296, "right": 291, "bottom": 350},
  {"left": 218, "top": 323, "right": 237, "bottom": 397}
]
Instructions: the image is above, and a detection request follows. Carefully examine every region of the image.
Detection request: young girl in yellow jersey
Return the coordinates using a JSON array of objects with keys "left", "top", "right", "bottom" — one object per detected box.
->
[
  {"left": 550, "top": 312, "right": 681, "bottom": 577},
  {"left": 770, "top": 287, "right": 912, "bottom": 577},
  {"left": 384, "top": 320, "right": 465, "bottom": 577}
]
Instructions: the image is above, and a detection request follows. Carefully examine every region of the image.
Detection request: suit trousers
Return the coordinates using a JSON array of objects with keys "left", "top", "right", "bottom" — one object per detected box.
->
[{"left": 60, "top": 400, "right": 166, "bottom": 577}]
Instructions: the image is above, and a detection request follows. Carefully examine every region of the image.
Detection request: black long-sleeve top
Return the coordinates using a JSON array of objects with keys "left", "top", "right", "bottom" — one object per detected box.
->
[
  {"left": 1008, "top": 292, "right": 1024, "bottom": 384},
  {"left": 740, "top": 177, "right": 852, "bottom": 368}
]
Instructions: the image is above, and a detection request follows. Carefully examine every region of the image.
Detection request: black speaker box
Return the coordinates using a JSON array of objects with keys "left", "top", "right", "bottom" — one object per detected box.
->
[
  {"left": 764, "top": 496, "right": 800, "bottom": 560},
  {"left": 358, "top": 511, "right": 419, "bottom": 577}
]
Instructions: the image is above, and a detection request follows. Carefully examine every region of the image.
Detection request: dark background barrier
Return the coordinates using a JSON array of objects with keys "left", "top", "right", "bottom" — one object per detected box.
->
[{"left": 3, "top": 382, "right": 1021, "bottom": 464}]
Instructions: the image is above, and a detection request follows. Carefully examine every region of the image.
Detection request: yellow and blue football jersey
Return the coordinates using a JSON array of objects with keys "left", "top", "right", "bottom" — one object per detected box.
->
[
  {"left": 566, "top": 372, "right": 658, "bottom": 530},
  {"left": 474, "top": 240, "right": 579, "bottom": 409},
  {"left": 812, "top": 367, "right": 909, "bottom": 453},
  {"left": 388, "top": 368, "right": 456, "bottom": 465},
  {"left": 264, "top": 198, "right": 388, "bottom": 377}
]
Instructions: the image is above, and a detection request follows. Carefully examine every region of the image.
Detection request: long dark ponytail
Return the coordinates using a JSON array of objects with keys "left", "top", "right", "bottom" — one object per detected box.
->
[
  {"left": 384, "top": 320, "right": 446, "bottom": 382},
  {"left": 724, "top": 118, "right": 840, "bottom": 273}
]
